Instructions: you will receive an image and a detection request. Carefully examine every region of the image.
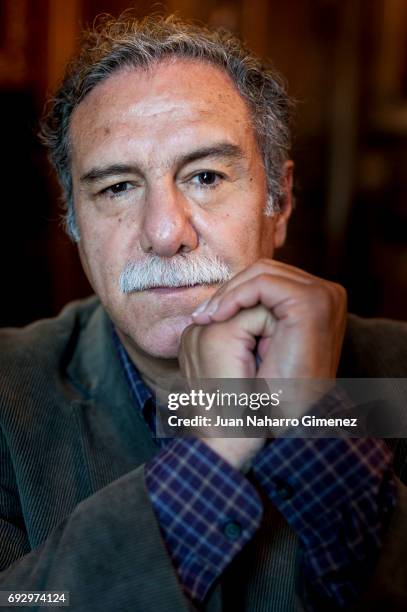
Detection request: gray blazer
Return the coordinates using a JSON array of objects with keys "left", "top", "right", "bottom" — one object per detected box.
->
[{"left": 0, "top": 296, "right": 406, "bottom": 611}]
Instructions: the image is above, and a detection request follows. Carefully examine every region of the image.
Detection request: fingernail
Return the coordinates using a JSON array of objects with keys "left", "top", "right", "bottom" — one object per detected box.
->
[
  {"left": 192, "top": 298, "right": 210, "bottom": 316},
  {"left": 206, "top": 301, "right": 219, "bottom": 316}
]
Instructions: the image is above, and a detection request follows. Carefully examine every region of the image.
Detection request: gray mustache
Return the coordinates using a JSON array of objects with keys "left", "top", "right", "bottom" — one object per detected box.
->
[{"left": 119, "top": 254, "right": 232, "bottom": 293}]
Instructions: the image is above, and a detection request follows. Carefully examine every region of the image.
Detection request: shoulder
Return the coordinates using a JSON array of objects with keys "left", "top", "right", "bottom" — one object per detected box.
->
[
  {"left": 0, "top": 295, "right": 100, "bottom": 363},
  {"left": 339, "top": 313, "right": 407, "bottom": 377},
  {"left": 0, "top": 296, "right": 101, "bottom": 415}
]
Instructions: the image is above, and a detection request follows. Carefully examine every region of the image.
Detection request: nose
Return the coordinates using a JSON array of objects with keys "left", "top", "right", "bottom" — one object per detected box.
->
[{"left": 139, "top": 180, "right": 198, "bottom": 256}]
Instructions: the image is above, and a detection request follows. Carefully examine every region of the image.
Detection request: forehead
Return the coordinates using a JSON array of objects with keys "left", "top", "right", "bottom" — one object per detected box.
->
[{"left": 70, "top": 58, "right": 257, "bottom": 168}]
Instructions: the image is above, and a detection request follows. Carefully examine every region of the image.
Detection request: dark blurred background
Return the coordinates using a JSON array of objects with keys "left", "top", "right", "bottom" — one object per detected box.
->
[{"left": 1, "top": 0, "right": 406, "bottom": 327}]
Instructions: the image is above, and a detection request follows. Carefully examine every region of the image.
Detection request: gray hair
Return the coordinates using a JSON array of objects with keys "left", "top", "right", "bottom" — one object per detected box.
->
[{"left": 40, "top": 13, "right": 293, "bottom": 242}]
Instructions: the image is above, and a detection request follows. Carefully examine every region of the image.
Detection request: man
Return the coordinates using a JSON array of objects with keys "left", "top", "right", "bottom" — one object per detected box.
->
[{"left": 0, "top": 13, "right": 406, "bottom": 612}]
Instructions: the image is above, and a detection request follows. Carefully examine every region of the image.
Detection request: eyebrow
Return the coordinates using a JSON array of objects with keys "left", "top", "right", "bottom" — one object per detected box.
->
[{"left": 79, "top": 142, "right": 245, "bottom": 184}]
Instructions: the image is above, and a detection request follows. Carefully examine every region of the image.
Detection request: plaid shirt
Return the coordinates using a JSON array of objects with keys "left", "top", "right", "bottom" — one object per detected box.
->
[{"left": 114, "top": 332, "right": 396, "bottom": 609}]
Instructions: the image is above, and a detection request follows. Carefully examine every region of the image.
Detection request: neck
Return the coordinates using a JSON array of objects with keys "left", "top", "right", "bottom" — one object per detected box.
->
[{"left": 116, "top": 329, "right": 180, "bottom": 394}]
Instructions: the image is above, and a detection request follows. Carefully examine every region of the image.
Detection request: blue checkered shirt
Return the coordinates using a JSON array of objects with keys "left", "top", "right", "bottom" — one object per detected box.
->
[{"left": 113, "top": 332, "right": 396, "bottom": 609}]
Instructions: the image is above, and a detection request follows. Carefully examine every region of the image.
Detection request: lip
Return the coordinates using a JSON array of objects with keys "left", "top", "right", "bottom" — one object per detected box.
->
[{"left": 145, "top": 285, "right": 201, "bottom": 295}]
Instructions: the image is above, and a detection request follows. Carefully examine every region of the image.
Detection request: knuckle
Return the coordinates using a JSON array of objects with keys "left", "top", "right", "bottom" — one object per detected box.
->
[
  {"left": 307, "top": 281, "right": 348, "bottom": 319},
  {"left": 333, "top": 282, "right": 348, "bottom": 304},
  {"left": 326, "top": 281, "right": 348, "bottom": 309},
  {"left": 306, "top": 283, "right": 335, "bottom": 315},
  {"left": 255, "top": 272, "right": 272, "bottom": 284},
  {"left": 253, "top": 259, "right": 271, "bottom": 273},
  {"left": 309, "top": 282, "right": 330, "bottom": 301}
]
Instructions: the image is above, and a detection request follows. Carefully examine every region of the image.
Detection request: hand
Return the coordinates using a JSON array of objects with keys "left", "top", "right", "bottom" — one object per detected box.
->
[
  {"left": 190, "top": 259, "right": 347, "bottom": 379},
  {"left": 178, "top": 259, "right": 347, "bottom": 468},
  {"left": 179, "top": 305, "right": 275, "bottom": 468}
]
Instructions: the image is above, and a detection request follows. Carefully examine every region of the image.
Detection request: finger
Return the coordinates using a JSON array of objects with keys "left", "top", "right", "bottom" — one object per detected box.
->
[
  {"left": 220, "top": 260, "right": 317, "bottom": 294},
  {"left": 192, "top": 260, "right": 315, "bottom": 320},
  {"left": 194, "top": 274, "right": 309, "bottom": 324},
  {"left": 180, "top": 305, "right": 276, "bottom": 378},
  {"left": 226, "top": 259, "right": 317, "bottom": 287}
]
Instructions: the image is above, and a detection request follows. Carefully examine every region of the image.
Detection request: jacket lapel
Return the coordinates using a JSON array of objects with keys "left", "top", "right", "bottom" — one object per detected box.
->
[{"left": 66, "top": 302, "right": 159, "bottom": 494}]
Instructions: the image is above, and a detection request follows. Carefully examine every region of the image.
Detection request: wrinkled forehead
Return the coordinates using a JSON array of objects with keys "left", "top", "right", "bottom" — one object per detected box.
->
[{"left": 69, "top": 58, "right": 258, "bottom": 166}]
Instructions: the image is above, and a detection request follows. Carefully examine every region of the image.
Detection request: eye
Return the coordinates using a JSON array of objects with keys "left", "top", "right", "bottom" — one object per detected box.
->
[
  {"left": 101, "top": 181, "right": 134, "bottom": 197},
  {"left": 191, "top": 171, "right": 223, "bottom": 188}
]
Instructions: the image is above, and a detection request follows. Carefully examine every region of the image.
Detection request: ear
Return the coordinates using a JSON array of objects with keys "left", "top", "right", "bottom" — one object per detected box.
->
[{"left": 274, "top": 160, "right": 294, "bottom": 249}]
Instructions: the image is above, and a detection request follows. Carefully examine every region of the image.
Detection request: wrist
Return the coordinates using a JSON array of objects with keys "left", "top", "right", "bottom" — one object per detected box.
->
[{"left": 200, "top": 437, "right": 266, "bottom": 470}]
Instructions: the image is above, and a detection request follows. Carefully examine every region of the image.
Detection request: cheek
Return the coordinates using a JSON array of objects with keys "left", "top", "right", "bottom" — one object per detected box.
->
[
  {"left": 259, "top": 220, "right": 277, "bottom": 258},
  {"left": 205, "top": 210, "right": 266, "bottom": 266},
  {"left": 78, "top": 227, "right": 124, "bottom": 295}
]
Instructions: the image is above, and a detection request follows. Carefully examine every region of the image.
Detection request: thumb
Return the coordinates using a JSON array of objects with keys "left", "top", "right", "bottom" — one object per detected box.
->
[
  {"left": 230, "top": 303, "right": 276, "bottom": 342},
  {"left": 219, "top": 304, "right": 276, "bottom": 377}
]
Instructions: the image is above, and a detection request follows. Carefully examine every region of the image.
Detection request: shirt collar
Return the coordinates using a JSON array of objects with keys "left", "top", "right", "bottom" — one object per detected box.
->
[{"left": 111, "top": 326, "right": 153, "bottom": 415}]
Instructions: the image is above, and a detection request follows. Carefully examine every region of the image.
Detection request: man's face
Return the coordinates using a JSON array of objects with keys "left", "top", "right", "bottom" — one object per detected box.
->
[{"left": 70, "top": 58, "right": 290, "bottom": 358}]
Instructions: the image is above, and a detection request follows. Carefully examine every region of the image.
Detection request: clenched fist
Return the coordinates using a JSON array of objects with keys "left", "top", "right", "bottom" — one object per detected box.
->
[
  {"left": 177, "top": 259, "right": 347, "bottom": 469},
  {"left": 183, "top": 259, "right": 347, "bottom": 379}
]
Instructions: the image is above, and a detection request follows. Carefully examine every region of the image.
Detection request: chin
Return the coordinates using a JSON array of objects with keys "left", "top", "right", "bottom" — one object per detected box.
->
[{"left": 130, "top": 314, "right": 193, "bottom": 359}]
